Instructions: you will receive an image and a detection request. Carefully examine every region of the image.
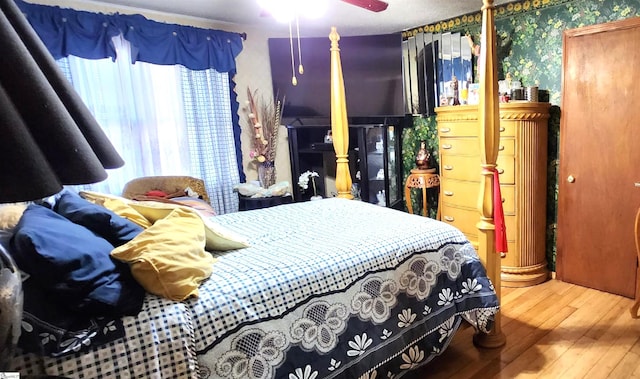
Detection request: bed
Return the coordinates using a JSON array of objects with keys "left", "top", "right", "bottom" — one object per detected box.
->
[
  {"left": 7, "top": 0, "right": 504, "bottom": 377},
  {"left": 8, "top": 199, "right": 498, "bottom": 378}
]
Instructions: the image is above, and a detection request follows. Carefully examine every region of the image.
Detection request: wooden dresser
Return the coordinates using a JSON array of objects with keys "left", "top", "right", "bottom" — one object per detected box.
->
[{"left": 435, "top": 102, "right": 551, "bottom": 287}]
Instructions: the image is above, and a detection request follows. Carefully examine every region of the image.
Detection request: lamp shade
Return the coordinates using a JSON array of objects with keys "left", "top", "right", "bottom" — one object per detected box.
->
[
  {"left": 0, "top": 0, "right": 124, "bottom": 203},
  {"left": 0, "top": 84, "right": 64, "bottom": 202}
]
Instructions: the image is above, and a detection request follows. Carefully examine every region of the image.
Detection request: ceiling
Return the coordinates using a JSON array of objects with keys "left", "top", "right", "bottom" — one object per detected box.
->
[{"left": 66, "top": 0, "right": 516, "bottom": 37}]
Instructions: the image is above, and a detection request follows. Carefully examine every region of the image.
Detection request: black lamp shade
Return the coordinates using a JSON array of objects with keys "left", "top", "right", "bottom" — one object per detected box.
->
[
  {"left": 0, "top": 0, "right": 124, "bottom": 203},
  {"left": 0, "top": 84, "right": 64, "bottom": 202}
]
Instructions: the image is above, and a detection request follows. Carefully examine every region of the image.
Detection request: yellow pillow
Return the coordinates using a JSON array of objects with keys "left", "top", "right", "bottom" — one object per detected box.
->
[
  {"left": 79, "top": 190, "right": 126, "bottom": 204},
  {"left": 79, "top": 191, "right": 151, "bottom": 228},
  {"left": 127, "top": 201, "right": 250, "bottom": 251},
  {"left": 110, "top": 207, "right": 215, "bottom": 301},
  {"left": 127, "top": 200, "right": 182, "bottom": 222},
  {"left": 201, "top": 217, "right": 251, "bottom": 251}
]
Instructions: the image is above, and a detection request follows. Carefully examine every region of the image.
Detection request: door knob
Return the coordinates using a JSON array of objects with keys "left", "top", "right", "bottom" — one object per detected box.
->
[
  {"left": 567, "top": 175, "right": 575, "bottom": 183},
  {"left": 635, "top": 182, "right": 640, "bottom": 187}
]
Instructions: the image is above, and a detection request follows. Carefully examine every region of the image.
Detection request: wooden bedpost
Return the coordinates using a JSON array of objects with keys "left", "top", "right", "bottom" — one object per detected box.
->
[
  {"left": 329, "top": 27, "right": 353, "bottom": 200},
  {"left": 473, "top": 0, "right": 507, "bottom": 348}
]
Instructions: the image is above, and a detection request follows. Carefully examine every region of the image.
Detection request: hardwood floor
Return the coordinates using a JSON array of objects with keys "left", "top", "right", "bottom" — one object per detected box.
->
[{"left": 408, "top": 279, "right": 640, "bottom": 378}]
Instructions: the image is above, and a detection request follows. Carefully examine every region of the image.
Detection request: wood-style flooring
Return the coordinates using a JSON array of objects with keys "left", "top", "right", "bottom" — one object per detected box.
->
[{"left": 407, "top": 279, "right": 640, "bottom": 378}]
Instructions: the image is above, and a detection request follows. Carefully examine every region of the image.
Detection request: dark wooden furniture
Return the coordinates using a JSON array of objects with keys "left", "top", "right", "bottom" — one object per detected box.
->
[
  {"left": 286, "top": 118, "right": 404, "bottom": 209},
  {"left": 238, "top": 194, "right": 293, "bottom": 211}
]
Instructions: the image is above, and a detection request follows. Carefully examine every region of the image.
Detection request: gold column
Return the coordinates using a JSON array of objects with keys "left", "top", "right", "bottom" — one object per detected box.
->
[
  {"left": 474, "top": 0, "right": 506, "bottom": 348},
  {"left": 329, "top": 27, "right": 353, "bottom": 200}
]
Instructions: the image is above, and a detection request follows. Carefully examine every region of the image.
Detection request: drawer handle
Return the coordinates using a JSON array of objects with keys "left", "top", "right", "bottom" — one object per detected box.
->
[
  {"left": 440, "top": 127, "right": 451, "bottom": 133},
  {"left": 444, "top": 165, "right": 453, "bottom": 170},
  {"left": 497, "top": 168, "right": 505, "bottom": 174},
  {"left": 444, "top": 191, "right": 454, "bottom": 196},
  {"left": 498, "top": 145, "right": 505, "bottom": 151},
  {"left": 502, "top": 197, "right": 506, "bottom": 203},
  {"left": 442, "top": 144, "right": 452, "bottom": 149},
  {"left": 444, "top": 216, "right": 455, "bottom": 222},
  {"left": 499, "top": 127, "right": 506, "bottom": 132}
]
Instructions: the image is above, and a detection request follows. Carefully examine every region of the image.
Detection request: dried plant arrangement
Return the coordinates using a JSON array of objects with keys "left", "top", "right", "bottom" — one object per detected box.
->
[{"left": 244, "top": 87, "right": 284, "bottom": 188}]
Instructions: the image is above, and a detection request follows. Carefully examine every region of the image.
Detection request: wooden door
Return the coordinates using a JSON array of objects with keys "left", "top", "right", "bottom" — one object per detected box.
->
[{"left": 557, "top": 17, "right": 640, "bottom": 298}]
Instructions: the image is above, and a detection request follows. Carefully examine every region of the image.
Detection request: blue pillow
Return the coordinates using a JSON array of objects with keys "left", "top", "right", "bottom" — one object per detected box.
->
[
  {"left": 10, "top": 204, "right": 144, "bottom": 316},
  {"left": 54, "top": 189, "right": 142, "bottom": 247}
]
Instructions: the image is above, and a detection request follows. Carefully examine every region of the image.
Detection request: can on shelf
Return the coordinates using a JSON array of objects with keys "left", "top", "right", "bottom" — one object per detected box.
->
[{"left": 525, "top": 86, "right": 539, "bottom": 102}]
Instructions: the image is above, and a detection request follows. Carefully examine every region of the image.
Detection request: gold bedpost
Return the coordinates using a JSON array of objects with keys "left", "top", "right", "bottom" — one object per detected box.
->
[
  {"left": 329, "top": 27, "right": 353, "bottom": 200},
  {"left": 473, "top": 0, "right": 506, "bottom": 348}
]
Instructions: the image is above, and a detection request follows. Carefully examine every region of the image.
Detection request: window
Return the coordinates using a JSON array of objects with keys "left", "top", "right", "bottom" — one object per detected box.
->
[{"left": 60, "top": 36, "right": 240, "bottom": 213}]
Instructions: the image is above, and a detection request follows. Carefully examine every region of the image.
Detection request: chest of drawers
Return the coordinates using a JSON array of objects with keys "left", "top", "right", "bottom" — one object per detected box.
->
[{"left": 436, "top": 102, "right": 551, "bottom": 287}]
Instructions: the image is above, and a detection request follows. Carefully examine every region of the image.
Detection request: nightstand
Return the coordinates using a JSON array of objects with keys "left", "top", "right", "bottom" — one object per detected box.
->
[
  {"left": 404, "top": 169, "right": 440, "bottom": 218},
  {"left": 238, "top": 194, "right": 293, "bottom": 211}
]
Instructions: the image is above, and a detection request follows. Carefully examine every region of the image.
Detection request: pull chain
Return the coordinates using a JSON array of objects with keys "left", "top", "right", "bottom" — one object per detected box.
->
[
  {"left": 296, "top": 14, "right": 304, "bottom": 75},
  {"left": 288, "top": 20, "right": 297, "bottom": 86}
]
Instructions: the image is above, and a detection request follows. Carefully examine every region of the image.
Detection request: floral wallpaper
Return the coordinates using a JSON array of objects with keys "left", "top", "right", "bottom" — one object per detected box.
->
[
  {"left": 402, "top": 116, "right": 440, "bottom": 219},
  {"left": 401, "top": 0, "right": 640, "bottom": 271}
]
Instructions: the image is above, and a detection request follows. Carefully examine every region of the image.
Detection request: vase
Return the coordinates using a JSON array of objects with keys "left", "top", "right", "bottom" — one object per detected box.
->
[
  {"left": 0, "top": 244, "right": 22, "bottom": 370},
  {"left": 258, "top": 161, "right": 276, "bottom": 189},
  {"left": 415, "top": 140, "right": 430, "bottom": 170}
]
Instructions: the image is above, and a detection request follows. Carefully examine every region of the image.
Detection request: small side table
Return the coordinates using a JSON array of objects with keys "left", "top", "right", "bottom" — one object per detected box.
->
[
  {"left": 404, "top": 168, "right": 440, "bottom": 218},
  {"left": 238, "top": 194, "right": 293, "bottom": 211}
]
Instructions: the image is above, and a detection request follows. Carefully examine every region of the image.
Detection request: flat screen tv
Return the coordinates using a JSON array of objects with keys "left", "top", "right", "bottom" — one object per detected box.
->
[{"left": 268, "top": 33, "right": 405, "bottom": 122}]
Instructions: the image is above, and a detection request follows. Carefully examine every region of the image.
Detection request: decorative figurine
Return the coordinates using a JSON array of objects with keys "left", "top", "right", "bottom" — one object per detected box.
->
[
  {"left": 415, "top": 140, "right": 431, "bottom": 170},
  {"left": 451, "top": 75, "right": 460, "bottom": 106},
  {"left": 324, "top": 130, "right": 333, "bottom": 143}
]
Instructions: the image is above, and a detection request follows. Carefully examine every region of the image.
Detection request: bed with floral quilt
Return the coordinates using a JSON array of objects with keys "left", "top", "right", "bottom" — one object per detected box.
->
[{"left": 9, "top": 198, "right": 498, "bottom": 379}]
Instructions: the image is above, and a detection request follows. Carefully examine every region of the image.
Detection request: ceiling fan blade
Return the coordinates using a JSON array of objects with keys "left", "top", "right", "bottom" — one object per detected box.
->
[{"left": 341, "top": 0, "right": 389, "bottom": 12}]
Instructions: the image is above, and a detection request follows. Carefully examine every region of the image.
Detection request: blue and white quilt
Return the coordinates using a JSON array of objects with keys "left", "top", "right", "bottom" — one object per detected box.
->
[
  {"left": 10, "top": 198, "right": 498, "bottom": 379},
  {"left": 193, "top": 199, "right": 498, "bottom": 378}
]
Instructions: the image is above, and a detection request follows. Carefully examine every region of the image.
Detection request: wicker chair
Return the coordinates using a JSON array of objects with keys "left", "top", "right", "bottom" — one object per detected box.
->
[
  {"left": 121, "top": 176, "right": 210, "bottom": 204},
  {"left": 631, "top": 207, "right": 640, "bottom": 318}
]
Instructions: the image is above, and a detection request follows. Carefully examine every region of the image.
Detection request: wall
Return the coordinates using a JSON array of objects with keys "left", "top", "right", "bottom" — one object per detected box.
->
[
  {"left": 31, "top": 0, "right": 640, "bottom": 269},
  {"left": 32, "top": 0, "right": 292, "bottom": 190},
  {"left": 402, "top": 0, "right": 640, "bottom": 271}
]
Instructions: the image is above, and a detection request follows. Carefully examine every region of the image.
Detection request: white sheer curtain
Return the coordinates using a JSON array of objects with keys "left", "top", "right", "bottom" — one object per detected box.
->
[{"left": 60, "top": 36, "right": 240, "bottom": 213}]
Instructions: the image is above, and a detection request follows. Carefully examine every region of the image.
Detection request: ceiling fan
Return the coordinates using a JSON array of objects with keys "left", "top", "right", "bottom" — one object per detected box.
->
[
  {"left": 341, "top": 0, "right": 388, "bottom": 12},
  {"left": 259, "top": 0, "right": 388, "bottom": 19}
]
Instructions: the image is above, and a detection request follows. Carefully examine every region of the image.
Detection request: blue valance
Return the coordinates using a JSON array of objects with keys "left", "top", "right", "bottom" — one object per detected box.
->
[{"left": 16, "top": 0, "right": 243, "bottom": 72}]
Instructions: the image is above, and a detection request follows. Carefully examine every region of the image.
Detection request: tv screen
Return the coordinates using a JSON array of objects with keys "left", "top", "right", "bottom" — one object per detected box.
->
[{"left": 268, "top": 33, "right": 405, "bottom": 122}]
